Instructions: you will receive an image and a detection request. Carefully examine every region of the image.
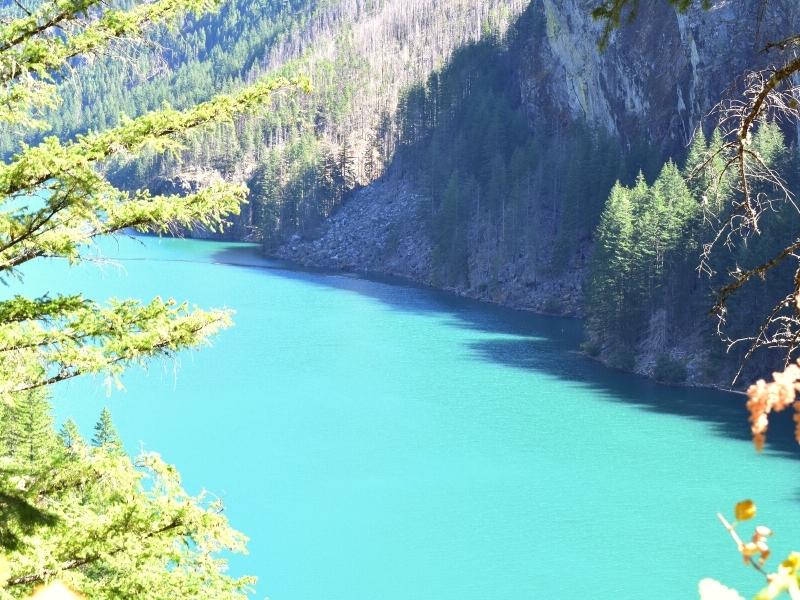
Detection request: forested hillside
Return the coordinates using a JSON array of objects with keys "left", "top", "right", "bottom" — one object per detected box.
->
[
  {"left": 274, "top": 0, "right": 800, "bottom": 386},
  {"left": 18, "top": 0, "right": 800, "bottom": 386},
  {"left": 586, "top": 124, "right": 800, "bottom": 384},
  {"left": 1, "top": 0, "right": 528, "bottom": 239}
]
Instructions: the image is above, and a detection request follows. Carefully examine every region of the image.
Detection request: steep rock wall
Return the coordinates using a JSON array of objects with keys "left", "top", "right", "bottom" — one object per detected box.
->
[{"left": 520, "top": 0, "right": 799, "bottom": 150}]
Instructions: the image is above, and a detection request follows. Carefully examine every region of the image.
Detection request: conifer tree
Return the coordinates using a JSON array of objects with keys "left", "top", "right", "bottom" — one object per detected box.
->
[
  {"left": 684, "top": 127, "right": 732, "bottom": 218},
  {"left": 363, "top": 139, "right": 378, "bottom": 182},
  {"left": 3, "top": 391, "right": 58, "bottom": 472},
  {"left": 337, "top": 137, "right": 357, "bottom": 192},
  {"left": 321, "top": 147, "right": 341, "bottom": 210},
  {"left": 91, "top": 407, "right": 123, "bottom": 454},
  {"left": 1, "top": 391, "right": 254, "bottom": 598},
  {"left": 587, "top": 182, "right": 635, "bottom": 343},
  {"left": 684, "top": 128, "right": 709, "bottom": 196},
  {"left": 653, "top": 160, "right": 697, "bottom": 252},
  {"left": 432, "top": 169, "right": 468, "bottom": 282},
  {"left": 59, "top": 419, "right": 83, "bottom": 452},
  {"left": 627, "top": 171, "right": 656, "bottom": 306}
]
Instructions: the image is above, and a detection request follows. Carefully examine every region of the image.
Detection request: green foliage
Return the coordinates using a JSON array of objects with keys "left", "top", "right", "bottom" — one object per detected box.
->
[
  {"left": 59, "top": 419, "right": 83, "bottom": 451},
  {"left": 585, "top": 157, "right": 702, "bottom": 355},
  {"left": 0, "top": 394, "right": 253, "bottom": 599},
  {"left": 653, "top": 354, "right": 688, "bottom": 384},
  {"left": 91, "top": 408, "right": 123, "bottom": 454},
  {"left": 585, "top": 122, "right": 798, "bottom": 378},
  {"left": 431, "top": 170, "right": 470, "bottom": 284},
  {"left": 586, "top": 181, "right": 636, "bottom": 342},
  {"left": 0, "top": 0, "right": 309, "bottom": 594},
  {"left": 0, "top": 0, "right": 228, "bottom": 129},
  {"left": 0, "top": 6, "right": 308, "bottom": 400},
  {"left": 390, "top": 30, "right": 635, "bottom": 285},
  {"left": 42, "top": 0, "right": 525, "bottom": 250},
  {"left": 1, "top": 391, "right": 58, "bottom": 471}
]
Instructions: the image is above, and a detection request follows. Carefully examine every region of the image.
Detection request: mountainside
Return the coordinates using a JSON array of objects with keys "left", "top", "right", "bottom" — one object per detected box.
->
[
  {"left": 520, "top": 1, "right": 797, "bottom": 151},
  {"left": 276, "top": 0, "right": 800, "bottom": 386},
  {"left": 20, "top": 0, "right": 800, "bottom": 386},
  {"left": 105, "top": 0, "right": 531, "bottom": 240}
]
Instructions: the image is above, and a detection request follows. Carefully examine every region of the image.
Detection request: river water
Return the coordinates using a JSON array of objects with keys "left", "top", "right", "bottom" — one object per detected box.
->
[{"left": 14, "top": 235, "right": 800, "bottom": 599}]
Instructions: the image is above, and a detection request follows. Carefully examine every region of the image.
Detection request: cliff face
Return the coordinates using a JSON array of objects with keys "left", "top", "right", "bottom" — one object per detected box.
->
[
  {"left": 527, "top": 0, "right": 800, "bottom": 147},
  {"left": 276, "top": 1, "right": 800, "bottom": 384},
  {"left": 520, "top": 0, "right": 799, "bottom": 150}
]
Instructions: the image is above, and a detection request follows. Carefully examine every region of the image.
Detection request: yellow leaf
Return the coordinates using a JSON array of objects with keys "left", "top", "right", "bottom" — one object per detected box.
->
[
  {"left": 735, "top": 499, "right": 757, "bottom": 521},
  {"left": 782, "top": 552, "right": 800, "bottom": 572}
]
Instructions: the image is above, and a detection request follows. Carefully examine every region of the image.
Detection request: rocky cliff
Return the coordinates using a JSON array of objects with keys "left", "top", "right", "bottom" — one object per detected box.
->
[{"left": 521, "top": 0, "right": 783, "bottom": 150}]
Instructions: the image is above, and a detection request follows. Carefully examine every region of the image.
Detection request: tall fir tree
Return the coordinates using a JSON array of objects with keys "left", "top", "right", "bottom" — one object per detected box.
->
[
  {"left": 59, "top": 418, "right": 84, "bottom": 452},
  {"left": 3, "top": 391, "right": 58, "bottom": 471},
  {"left": 587, "top": 182, "right": 635, "bottom": 344},
  {"left": 91, "top": 407, "right": 124, "bottom": 454}
]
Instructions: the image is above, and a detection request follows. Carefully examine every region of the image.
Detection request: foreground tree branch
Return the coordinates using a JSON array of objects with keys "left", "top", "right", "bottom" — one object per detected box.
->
[{"left": 0, "top": 0, "right": 311, "bottom": 595}]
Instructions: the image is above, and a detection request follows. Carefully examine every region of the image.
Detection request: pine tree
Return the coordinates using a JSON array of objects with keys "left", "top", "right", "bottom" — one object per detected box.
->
[
  {"left": 59, "top": 418, "right": 84, "bottom": 452},
  {"left": 0, "top": 0, "right": 307, "bottom": 594},
  {"left": 321, "top": 147, "right": 341, "bottom": 211},
  {"left": 587, "top": 182, "right": 636, "bottom": 343},
  {"left": 3, "top": 391, "right": 58, "bottom": 471},
  {"left": 2, "top": 391, "right": 254, "bottom": 598},
  {"left": 684, "top": 128, "right": 732, "bottom": 217},
  {"left": 250, "top": 154, "right": 286, "bottom": 247},
  {"left": 653, "top": 160, "right": 697, "bottom": 252},
  {"left": 684, "top": 128, "right": 709, "bottom": 197},
  {"left": 624, "top": 171, "right": 655, "bottom": 305},
  {"left": 752, "top": 120, "right": 788, "bottom": 169},
  {"left": 337, "top": 137, "right": 357, "bottom": 193},
  {"left": 92, "top": 407, "right": 124, "bottom": 454},
  {"left": 363, "top": 135, "right": 378, "bottom": 182}
]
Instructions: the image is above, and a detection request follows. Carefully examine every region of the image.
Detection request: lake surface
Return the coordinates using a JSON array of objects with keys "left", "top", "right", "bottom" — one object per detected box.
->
[{"left": 12, "top": 235, "right": 800, "bottom": 599}]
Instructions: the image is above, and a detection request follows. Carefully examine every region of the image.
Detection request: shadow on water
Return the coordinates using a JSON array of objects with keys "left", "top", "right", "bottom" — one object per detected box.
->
[{"left": 206, "top": 244, "right": 800, "bottom": 460}]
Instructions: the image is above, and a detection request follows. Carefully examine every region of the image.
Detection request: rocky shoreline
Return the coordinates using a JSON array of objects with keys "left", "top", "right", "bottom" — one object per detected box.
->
[{"left": 273, "top": 177, "right": 585, "bottom": 317}]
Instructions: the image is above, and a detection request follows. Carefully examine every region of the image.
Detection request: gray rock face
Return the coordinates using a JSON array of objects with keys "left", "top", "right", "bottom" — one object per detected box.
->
[
  {"left": 521, "top": 0, "right": 800, "bottom": 152},
  {"left": 275, "top": 180, "right": 436, "bottom": 283}
]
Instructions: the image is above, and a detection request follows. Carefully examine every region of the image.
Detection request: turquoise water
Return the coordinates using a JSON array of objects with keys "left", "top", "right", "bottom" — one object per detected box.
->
[{"left": 12, "top": 235, "right": 800, "bottom": 599}]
